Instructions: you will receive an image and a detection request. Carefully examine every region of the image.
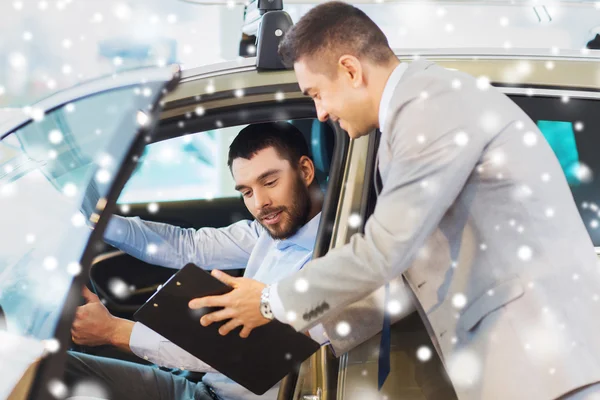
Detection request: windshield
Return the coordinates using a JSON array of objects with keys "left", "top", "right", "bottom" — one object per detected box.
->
[{"left": 0, "top": 83, "right": 162, "bottom": 340}]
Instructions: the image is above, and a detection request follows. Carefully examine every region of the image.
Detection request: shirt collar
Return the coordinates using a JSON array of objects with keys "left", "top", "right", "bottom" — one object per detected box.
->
[
  {"left": 275, "top": 212, "right": 321, "bottom": 251},
  {"left": 378, "top": 62, "right": 408, "bottom": 133}
]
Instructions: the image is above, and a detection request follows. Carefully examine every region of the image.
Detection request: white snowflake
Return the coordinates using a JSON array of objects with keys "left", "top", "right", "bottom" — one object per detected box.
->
[
  {"left": 573, "top": 273, "right": 580, "bottom": 281},
  {"left": 108, "top": 277, "right": 130, "bottom": 299},
  {"left": 234, "top": 89, "right": 245, "bottom": 98},
  {"left": 62, "top": 38, "right": 72, "bottom": 49},
  {"left": 545, "top": 208, "right": 555, "bottom": 218},
  {"left": 62, "top": 182, "right": 77, "bottom": 197},
  {"left": 476, "top": 76, "right": 491, "bottom": 91},
  {"left": 286, "top": 311, "right": 297, "bottom": 322},
  {"left": 26, "top": 234, "right": 36, "bottom": 243},
  {"left": 445, "top": 23, "right": 454, "bottom": 32},
  {"left": 574, "top": 122, "right": 584, "bottom": 132},
  {"left": 503, "top": 41, "right": 512, "bottom": 49},
  {"left": 590, "top": 220, "right": 599, "bottom": 229},
  {"left": 44, "top": 338, "right": 60, "bottom": 353},
  {"left": 541, "top": 173, "right": 551, "bottom": 182},
  {"left": 38, "top": 1, "right": 48, "bottom": 10},
  {"left": 65, "top": 103, "right": 75, "bottom": 113},
  {"left": 518, "top": 246, "right": 532, "bottom": 261},
  {"left": 113, "top": 57, "right": 123, "bottom": 66},
  {"left": 71, "top": 213, "right": 85, "bottom": 227},
  {"left": 417, "top": 134, "right": 426, "bottom": 143},
  {"left": 96, "top": 169, "right": 111, "bottom": 184},
  {"left": 447, "top": 350, "right": 481, "bottom": 389},
  {"left": 491, "top": 150, "right": 506, "bottom": 166},
  {"left": 454, "top": 131, "right": 469, "bottom": 146},
  {"left": 148, "top": 202, "right": 159, "bottom": 214},
  {"left": 136, "top": 111, "right": 150, "bottom": 127},
  {"left": 480, "top": 243, "right": 487, "bottom": 251},
  {"left": 452, "top": 293, "right": 467, "bottom": 309},
  {"left": 48, "top": 129, "right": 64, "bottom": 145},
  {"left": 48, "top": 379, "right": 68, "bottom": 399},
  {"left": 195, "top": 106, "right": 205, "bottom": 116},
  {"left": 274, "top": 91, "right": 285, "bottom": 101},
  {"left": 114, "top": 3, "right": 132, "bottom": 20},
  {"left": 335, "top": 321, "right": 351, "bottom": 337},
  {"left": 573, "top": 162, "right": 593, "bottom": 183},
  {"left": 206, "top": 83, "right": 216, "bottom": 94},
  {"left": 147, "top": 244, "right": 158, "bottom": 255},
  {"left": 417, "top": 346, "right": 432, "bottom": 362},
  {"left": 387, "top": 300, "right": 402, "bottom": 315},
  {"left": 9, "top": 52, "right": 26, "bottom": 71},
  {"left": 545, "top": 61, "right": 555, "bottom": 70},
  {"left": 44, "top": 257, "right": 58, "bottom": 271},
  {"left": 67, "top": 262, "right": 81, "bottom": 276},
  {"left": 294, "top": 278, "right": 309, "bottom": 293},
  {"left": 13, "top": 1, "right": 23, "bottom": 10},
  {"left": 499, "top": 17, "right": 509, "bottom": 27},
  {"left": 348, "top": 213, "right": 362, "bottom": 229},
  {"left": 561, "top": 95, "right": 570, "bottom": 103},
  {"left": 167, "top": 14, "right": 177, "bottom": 24},
  {"left": 523, "top": 131, "right": 538, "bottom": 146}
]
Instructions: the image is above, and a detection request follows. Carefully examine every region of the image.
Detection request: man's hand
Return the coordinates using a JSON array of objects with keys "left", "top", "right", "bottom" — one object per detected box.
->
[
  {"left": 188, "top": 270, "right": 269, "bottom": 338},
  {"left": 71, "top": 287, "right": 132, "bottom": 350}
]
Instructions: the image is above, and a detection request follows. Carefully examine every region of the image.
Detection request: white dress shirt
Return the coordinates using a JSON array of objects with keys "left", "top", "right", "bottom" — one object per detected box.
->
[{"left": 103, "top": 212, "right": 327, "bottom": 400}]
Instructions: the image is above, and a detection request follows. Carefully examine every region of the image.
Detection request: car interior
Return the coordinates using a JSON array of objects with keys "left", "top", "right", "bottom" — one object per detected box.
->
[{"left": 80, "top": 117, "right": 338, "bottom": 381}]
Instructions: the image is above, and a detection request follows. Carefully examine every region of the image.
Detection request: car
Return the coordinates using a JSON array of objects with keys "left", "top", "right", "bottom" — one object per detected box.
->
[{"left": 1, "top": 3, "right": 600, "bottom": 399}]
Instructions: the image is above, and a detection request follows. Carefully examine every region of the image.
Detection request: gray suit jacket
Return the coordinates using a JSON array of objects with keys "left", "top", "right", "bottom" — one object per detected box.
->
[{"left": 276, "top": 60, "right": 600, "bottom": 399}]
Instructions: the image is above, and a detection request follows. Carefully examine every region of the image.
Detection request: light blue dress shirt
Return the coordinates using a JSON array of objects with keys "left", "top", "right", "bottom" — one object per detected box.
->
[{"left": 103, "top": 212, "right": 326, "bottom": 400}]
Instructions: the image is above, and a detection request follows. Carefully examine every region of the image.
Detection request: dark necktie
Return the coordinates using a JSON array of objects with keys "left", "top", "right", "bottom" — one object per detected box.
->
[{"left": 373, "top": 151, "right": 391, "bottom": 390}]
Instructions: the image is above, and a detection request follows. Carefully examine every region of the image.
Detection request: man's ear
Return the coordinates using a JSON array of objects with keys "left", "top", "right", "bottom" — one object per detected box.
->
[
  {"left": 298, "top": 156, "right": 316, "bottom": 186},
  {"left": 338, "top": 55, "right": 363, "bottom": 88}
]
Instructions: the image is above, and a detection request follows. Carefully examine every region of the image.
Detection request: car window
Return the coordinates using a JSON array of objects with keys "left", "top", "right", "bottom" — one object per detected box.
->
[
  {"left": 117, "top": 119, "right": 336, "bottom": 205},
  {"left": 0, "top": 83, "right": 162, "bottom": 340},
  {"left": 117, "top": 125, "right": 242, "bottom": 205},
  {"left": 510, "top": 94, "right": 600, "bottom": 246}
]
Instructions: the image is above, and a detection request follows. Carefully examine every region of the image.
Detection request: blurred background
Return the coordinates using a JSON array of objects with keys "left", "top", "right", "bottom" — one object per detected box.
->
[{"left": 0, "top": 0, "right": 599, "bottom": 107}]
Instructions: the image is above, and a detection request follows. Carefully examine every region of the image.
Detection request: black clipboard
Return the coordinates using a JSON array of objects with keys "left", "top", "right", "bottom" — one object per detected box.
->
[{"left": 133, "top": 263, "right": 321, "bottom": 395}]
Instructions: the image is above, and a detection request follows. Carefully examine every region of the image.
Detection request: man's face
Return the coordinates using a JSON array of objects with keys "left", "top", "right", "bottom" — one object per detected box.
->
[
  {"left": 232, "top": 147, "right": 311, "bottom": 240},
  {"left": 295, "top": 58, "right": 374, "bottom": 139}
]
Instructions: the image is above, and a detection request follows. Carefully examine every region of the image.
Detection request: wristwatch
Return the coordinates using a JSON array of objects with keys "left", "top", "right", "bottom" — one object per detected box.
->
[{"left": 260, "top": 285, "right": 274, "bottom": 320}]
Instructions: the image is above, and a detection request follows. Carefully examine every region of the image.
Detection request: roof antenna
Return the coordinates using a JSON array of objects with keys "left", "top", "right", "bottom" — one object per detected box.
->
[{"left": 255, "top": 0, "right": 293, "bottom": 70}]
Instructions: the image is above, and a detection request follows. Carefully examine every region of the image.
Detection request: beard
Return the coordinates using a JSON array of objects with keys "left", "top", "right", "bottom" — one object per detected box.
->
[{"left": 257, "top": 175, "right": 312, "bottom": 240}]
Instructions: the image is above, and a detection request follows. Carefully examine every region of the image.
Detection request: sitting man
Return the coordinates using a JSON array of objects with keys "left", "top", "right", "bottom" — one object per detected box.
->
[{"left": 65, "top": 121, "right": 328, "bottom": 400}]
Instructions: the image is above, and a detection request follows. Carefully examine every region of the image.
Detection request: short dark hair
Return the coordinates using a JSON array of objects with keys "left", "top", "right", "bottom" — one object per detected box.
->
[
  {"left": 227, "top": 121, "right": 310, "bottom": 169},
  {"left": 278, "top": 1, "right": 395, "bottom": 72}
]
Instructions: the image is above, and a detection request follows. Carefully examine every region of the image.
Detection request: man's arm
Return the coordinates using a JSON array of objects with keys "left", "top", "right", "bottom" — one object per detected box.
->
[
  {"left": 71, "top": 288, "right": 218, "bottom": 372},
  {"left": 103, "top": 215, "right": 261, "bottom": 270}
]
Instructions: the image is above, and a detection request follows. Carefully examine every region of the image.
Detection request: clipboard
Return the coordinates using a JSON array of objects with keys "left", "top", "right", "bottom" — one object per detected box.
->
[{"left": 133, "top": 263, "right": 321, "bottom": 395}]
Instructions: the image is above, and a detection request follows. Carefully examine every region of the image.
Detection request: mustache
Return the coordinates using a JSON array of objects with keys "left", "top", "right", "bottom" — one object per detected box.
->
[{"left": 258, "top": 207, "right": 286, "bottom": 220}]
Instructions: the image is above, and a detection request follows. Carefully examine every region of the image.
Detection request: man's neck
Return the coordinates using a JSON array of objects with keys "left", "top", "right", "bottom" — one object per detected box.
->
[{"left": 373, "top": 59, "right": 401, "bottom": 129}]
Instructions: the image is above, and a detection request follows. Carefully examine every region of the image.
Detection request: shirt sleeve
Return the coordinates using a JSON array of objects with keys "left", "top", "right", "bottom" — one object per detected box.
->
[
  {"left": 129, "top": 322, "right": 218, "bottom": 373},
  {"left": 103, "top": 215, "right": 262, "bottom": 270}
]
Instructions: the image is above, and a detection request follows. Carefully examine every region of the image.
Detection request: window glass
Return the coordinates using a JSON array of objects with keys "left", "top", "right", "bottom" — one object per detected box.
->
[
  {"left": 0, "top": 83, "right": 161, "bottom": 340},
  {"left": 117, "top": 125, "right": 242, "bottom": 204},
  {"left": 512, "top": 95, "right": 600, "bottom": 246}
]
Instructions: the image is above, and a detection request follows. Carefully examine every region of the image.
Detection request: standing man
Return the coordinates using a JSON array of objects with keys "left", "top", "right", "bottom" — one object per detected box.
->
[{"left": 190, "top": 2, "right": 600, "bottom": 399}]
